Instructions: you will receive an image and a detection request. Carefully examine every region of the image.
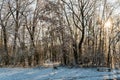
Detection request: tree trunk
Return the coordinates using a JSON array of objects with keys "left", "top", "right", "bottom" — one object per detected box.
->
[
  {"left": 79, "top": 27, "right": 85, "bottom": 64},
  {"left": 73, "top": 42, "right": 78, "bottom": 65},
  {"left": 13, "top": 0, "right": 19, "bottom": 65},
  {"left": 2, "top": 26, "right": 9, "bottom": 65},
  {"left": 107, "top": 40, "right": 111, "bottom": 68}
]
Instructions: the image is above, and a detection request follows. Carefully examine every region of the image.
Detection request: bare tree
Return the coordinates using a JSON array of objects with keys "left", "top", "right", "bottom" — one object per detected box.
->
[
  {"left": 61, "top": 0, "right": 96, "bottom": 65},
  {"left": 0, "top": 0, "right": 13, "bottom": 65}
]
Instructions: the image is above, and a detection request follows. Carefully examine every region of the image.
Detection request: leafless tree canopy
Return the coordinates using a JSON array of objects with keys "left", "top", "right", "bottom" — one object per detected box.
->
[{"left": 0, "top": 0, "right": 119, "bottom": 68}]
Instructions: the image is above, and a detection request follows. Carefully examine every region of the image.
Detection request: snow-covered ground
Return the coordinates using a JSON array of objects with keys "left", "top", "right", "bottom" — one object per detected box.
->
[{"left": 0, "top": 67, "right": 120, "bottom": 80}]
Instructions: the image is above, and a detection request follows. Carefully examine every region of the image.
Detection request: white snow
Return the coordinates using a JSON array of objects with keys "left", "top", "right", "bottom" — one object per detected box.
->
[{"left": 0, "top": 67, "right": 120, "bottom": 80}]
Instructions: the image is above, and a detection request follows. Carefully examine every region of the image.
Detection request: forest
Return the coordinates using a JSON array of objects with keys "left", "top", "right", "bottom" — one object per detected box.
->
[{"left": 0, "top": 0, "right": 120, "bottom": 68}]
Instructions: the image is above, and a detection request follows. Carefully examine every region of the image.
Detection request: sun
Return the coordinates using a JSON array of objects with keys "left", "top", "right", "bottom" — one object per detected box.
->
[{"left": 104, "top": 19, "right": 112, "bottom": 29}]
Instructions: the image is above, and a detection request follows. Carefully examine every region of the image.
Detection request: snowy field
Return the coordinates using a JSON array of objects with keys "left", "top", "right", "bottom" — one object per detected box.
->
[{"left": 0, "top": 67, "right": 120, "bottom": 80}]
